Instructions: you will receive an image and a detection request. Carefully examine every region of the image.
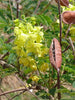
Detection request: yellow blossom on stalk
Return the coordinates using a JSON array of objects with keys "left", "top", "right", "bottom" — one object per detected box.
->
[
  {"left": 40, "top": 63, "right": 49, "bottom": 72},
  {"left": 26, "top": 42, "right": 42, "bottom": 55},
  {"left": 19, "top": 56, "right": 36, "bottom": 67},
  {"left": 26, "top": 83, "right": 31, "bottom": 88},
  {"left": 14, "top": 19, "right": 19, "bottom": 26},
  {"left": 14, "top": 33, "right": 28, "bottom": 47},
  {"left": 40, "top": 47, "right": 49, "bottom": 57},
  {"left": 13, "top": 46, "right": 22, "bottom": 56},
  {"left": 20, "top": 49, "right": 27, "bottom": 57},
  {"left": 31, "top": 76, "right": 39, "bottom": 82},
  {"left": 14, "top": 27, "right": 23, "bottom": 35},
  {"left": 26, "top": 23, "right": 33, "bottom": 33},
  {"left": 19, "top": 57, "right": 29, "bottom": 66},
  {"left": 30, "top": 65, "right": 37, "bottom": 71},
  {"left": 13, "top": 17, "right": 49, "bottom": 75}
]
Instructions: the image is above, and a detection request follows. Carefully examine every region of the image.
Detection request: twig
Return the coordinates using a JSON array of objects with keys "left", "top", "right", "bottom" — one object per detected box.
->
[
  {"left": 0, "top": 78, "right": 2, "bottom": 100},
  {"left": 15, "top": 74, "right": 40, "bottom": 100},
  {"left": 62, "top": 45, "right": 71, "bottom": 53},
  {"left": 0, "top": 52, "right": 9, "bottom": 60},
  {"left": 69, "top": 37, "right": 75, "bottom": 60},
  {"left": 15, "top": 0, "right": 19, "bottom": 18},
  {"left": 0, "top": 88, "right": 27, "bottom": 96},
  {"left": 37, "top": 67, "right": 48, "bottom": 88},
  {"left": 34, "top": 0, "right": 44, "bottom": 14},
  {"left": 16, "top": 2, "right": 19, "bottom": 18},
  {"left": 65, "top": 24, "right": 72, "bottom": 39},
  {"left": 5, "top": 38, "right": 14, "bottom": 43},
  {"left": 38, "top": 0, "right": 52, "bottom": 15},
  {"left": 0, "top": 60, "right": 15, "bottom": 68},
  {"left": 9, "top": 90, "right": 25, "bottom": 100},
  {"left": 9, "top": 0, "right": 14, "bottom": 20},
  {"left": 52, "top": 83, "right": 57, "bottom": 89},
  {"left": 57, "top": 0, "right": 62, "bottom": 46},
  {"left": 57, "top": 69, "right": 61, "bottom": 100},
  {"left": 0, "top": 88, "right": 10, "bottom": 100},
  {"left": 49, "top": 65, "right": 51, "bottom": 89},
  {"left": 15, "top": 74, "right": 26, "bottom": 88}
]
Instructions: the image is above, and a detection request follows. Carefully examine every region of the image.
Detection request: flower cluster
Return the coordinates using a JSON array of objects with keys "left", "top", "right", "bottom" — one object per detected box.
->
[{"left": 13, "top": 17, "right": 49, "bottom": 82}]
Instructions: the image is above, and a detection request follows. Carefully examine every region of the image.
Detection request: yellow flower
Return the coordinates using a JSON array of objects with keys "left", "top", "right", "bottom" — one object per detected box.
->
[
  {"left": 30, "top": 65, "right": 37, "bottom": 71},
  {"left": 19, "top": 57, "right": 29, "bottom": 66},
  {"left": 26, "top": 83, "right": 31, "bottom": 88},
  {"left": 32, "top": 76, "right": 39, "bottom": 82},
  {"left": 41, "top": 48, "right": 49, "bottom": 57},
  {"left": 40, "top": 63, "right": 49, "bottom": 72}
]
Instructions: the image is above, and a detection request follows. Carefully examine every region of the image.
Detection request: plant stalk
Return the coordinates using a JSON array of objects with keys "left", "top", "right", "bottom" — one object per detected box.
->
[
  {"left": 17, "top": 2, "right": 19, "bottom": 18},
  {"left": 57, "top": 0, "right": 62, "bottom": 46},
  {"left": 57, "top": 69, "right": 61, "bottom": 100}
]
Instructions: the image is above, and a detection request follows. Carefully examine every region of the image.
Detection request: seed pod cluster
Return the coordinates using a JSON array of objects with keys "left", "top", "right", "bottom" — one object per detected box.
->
[
  {"left": 62, "top": 11, "right": 75, "bottom": 24},
  {"left": 49, "top": 38, "right": 62, "bottom": 70},
  {"left": 55, "top": 0, "right": 69, "bottom": 7}
]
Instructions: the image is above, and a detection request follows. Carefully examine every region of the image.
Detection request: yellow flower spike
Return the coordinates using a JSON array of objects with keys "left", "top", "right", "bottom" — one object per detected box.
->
[{"left": 14, "top": 17, "right": 46, "bottom": 71}]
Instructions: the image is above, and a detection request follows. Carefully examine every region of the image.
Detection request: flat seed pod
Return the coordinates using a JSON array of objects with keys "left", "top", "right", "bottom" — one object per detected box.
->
[
  {"left": 62, "top": 11, "right": 75, "bottom": 24},
  {"left": 55, "top": 0, "right": 69, "bottom": 7},
  {"left": 49, "top": 38, "right": 62, "bottom": 70}
]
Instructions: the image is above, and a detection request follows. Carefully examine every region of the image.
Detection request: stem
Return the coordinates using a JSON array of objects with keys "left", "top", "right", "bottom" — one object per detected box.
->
[
  {"left": 57, "top": 69, "right": 61, "bottom": 100},
  {"left": 37, "top": 67, "right": 48, "bottom": 88},
  {"left": 0, "top": 78, "right": 2, "bottom": 100},
  {"left": 0, "top": 60, "right": 15, "bottom": 69},
  {"left": 9, "top": 0, "right": 14, "bottom": 20},
  {"left": 16, "top": 2, "right": 19, "bottom": 18},
  {"left": 49, "top": 65, "right": 51, "bottom": 89},
  {"left": 38, "top": 0, "right": 52, "bottom": 15},
  {"left": 0, "top": 88, "right": 26, "bottom": 96},
  {"left": 62, "top": 45, "right": 70, "bottom": 53},
  {"left": 0, "top": 52, "right": 9, "bottom": 60},
  {"left": 34, "top": 0, "right": 44, "bottom": 14},
  {"left": 9, "top": 90, "right": 25, "bottom": 100},
  {"left": 0, "top": 88, "right": 10, "bottom": 100},
  {"left": 69, "top": 37, "right": 75, "bottom": 60},
  {"left": 15, "top": 74, "right": 40, "bottom": 100},
  {"left": 65, "top": 24, "right": 72, "bottom": 39},
  {"left": 57, "top": 0, "right": 62, "bottom": 46}
]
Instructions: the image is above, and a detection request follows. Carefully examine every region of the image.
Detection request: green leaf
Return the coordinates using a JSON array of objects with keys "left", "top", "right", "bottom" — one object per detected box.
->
[
  {"left": 49, "top": 88, "right": 56, "bottom": 96},
  {"left": 72, "top": 81, "right": 75, "bottom": 88}
]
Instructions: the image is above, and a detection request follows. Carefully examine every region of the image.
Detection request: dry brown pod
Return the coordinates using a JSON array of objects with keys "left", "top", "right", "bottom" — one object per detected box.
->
[
  {"left": 49, "top": 38, "right": 62, "bottom": 70},
  {"left": 55, "top": 0, "right": 69, "bottom": 7},
  {"left": 62, "top": 11, "right": 75, "bottom": 24}
]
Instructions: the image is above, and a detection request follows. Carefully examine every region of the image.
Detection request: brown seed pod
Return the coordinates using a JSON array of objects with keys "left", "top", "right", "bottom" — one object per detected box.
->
[
  {"left": 49, "top": 38, "right": 62, "bottom": 70},
  {"left": 62, "top": 11, "right": 75, "bottom": 24},
  {"left": 55, "top": 0, "right": 69, "bottom": 7}
]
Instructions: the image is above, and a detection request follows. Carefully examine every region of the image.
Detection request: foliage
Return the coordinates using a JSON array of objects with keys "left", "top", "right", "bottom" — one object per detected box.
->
[{"left": 0, "top": 0, "right": 75, "bottom": 100}]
